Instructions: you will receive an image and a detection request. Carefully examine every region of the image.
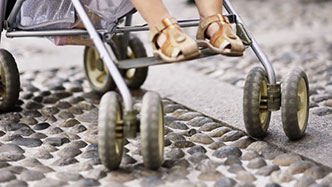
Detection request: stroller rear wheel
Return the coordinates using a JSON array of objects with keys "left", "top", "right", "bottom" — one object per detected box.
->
[
  {"left": 140, "top": 91, "right": 164, "bottom": 169},
  {"left": 243, "top": 67, "right": 271, "bottom": 139},
  {"left": 0, "top": 49, "right": 20, "bottom": 111},
  {"left": 281, "top": 69, "right": 309, "bottom": 140},
  {"left": 83, "top": 41, "right": 120, "bottom": 94},
  {"left": 98, "top": 91, "right": 124, "bottom": 170},
  {"left": 113, "top": 35, "right": 148, "bottom": 89}
]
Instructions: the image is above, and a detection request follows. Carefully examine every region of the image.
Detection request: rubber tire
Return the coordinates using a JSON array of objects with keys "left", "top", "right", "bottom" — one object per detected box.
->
[
  {"left": 98, "top": 91, "right": 124, "bottom": 170},
  {"left": 0, "top": 49, "right": 20, "bottom": 112},
  {"left": 243, "top": 67, "right": 271, "bottom": 139},
  {"left": 83, "top": 41, "right": 120, "bottom": 94},
  {"left": 113, "top": 35, "right": 148, "bottom": 89},
  {"left": 140, "top": 92, "right": 164, "bottom": 170},
  {"left": 281, "top": 69, "right": 309, "bottom": 140}
]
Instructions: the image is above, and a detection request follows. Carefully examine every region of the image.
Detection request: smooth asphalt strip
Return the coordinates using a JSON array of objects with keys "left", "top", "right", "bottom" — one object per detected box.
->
[{"left": 142, "top": 63, "right": 332, "bottom": 168}]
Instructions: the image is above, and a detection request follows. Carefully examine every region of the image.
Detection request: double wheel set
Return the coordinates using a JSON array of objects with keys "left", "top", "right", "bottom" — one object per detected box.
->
[
  {"left": 243, "top": 67, "right": 309, "bottom": 140},
  {"left": 84, "top": 35, "right": 165, "bottom": 170}
]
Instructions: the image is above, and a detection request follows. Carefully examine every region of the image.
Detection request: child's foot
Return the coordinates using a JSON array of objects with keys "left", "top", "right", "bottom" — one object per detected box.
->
[
  {"left": 196, "top": 14, "right": 244, "bottom": 56},
  {"left": 150, "top": 18, "right": 200, "bottom": 62}
]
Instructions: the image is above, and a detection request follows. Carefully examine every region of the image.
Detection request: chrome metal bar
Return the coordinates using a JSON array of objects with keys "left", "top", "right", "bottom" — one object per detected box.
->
[
  {"left": 0, "top": 0, "right": 6, "bottom": 39},
  {"left": 72, "top": 0, "right": 133, "bottom": 111},
  {"left": 223, "top": 0, "right": 277, "bottom": 84},
  {"left": 7, "top": 0, "right": 25, "bottom": 27},
  {"left": 6, "top": 29, "right": 92, "bottom": 37}
]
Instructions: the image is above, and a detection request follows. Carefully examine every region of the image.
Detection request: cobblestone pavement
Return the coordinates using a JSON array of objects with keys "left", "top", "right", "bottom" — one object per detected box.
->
[
  {"left": 0, "top": 66, "right": 331, "bottom": 187},
  {"left": 1, "top": 0, "right": 332, "bottom": 186}
]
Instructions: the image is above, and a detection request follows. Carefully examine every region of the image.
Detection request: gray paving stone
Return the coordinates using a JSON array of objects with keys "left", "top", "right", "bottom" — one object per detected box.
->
[
  {"left": 20, "top": 170, "right": 45, "bottom": 181},
  {"left": 287, "top": 160, "right": 314, "bottom": 174},
  {"left": 273, "top": 153, "right": 302, "bottom": 166},
  {"left": 214, "top": 177, "right": 237, "bottom": 187},
  {"left": 58, "top": 111, "right": 75, "bottom": 120},
  {"left": 5, "top": 180, "right": 28, "bottom": 187},
  {"left": 304, "top": 166, "right": 331, "bottom": 179},
  {"left": 247, "top": 157, "right": 267, "bottom": 169},
  {"left": 55, "top": 101, "right": 72, "bottom": 109},
  {"left": 220, "top": 130, "right": 245, "bottom": 142},
  {"left": 173, "top": 140, "right": 195, "bottom": 148},
  {"left": 224, "top": 156, "right": 242, "bottom": 166},
  {"left": 77, "top": 113, "right": 98, "bottom": 123},
  {"left": 208, "top": 127, "right": 232, "bottom": 137},
  {"left": 168, "top": 121, "right": 189, "bottom": 130},
  {"left": 295, "top": 176, "right": 315, "bottom": 187},
  {"left": 198, "top": 122, "right": 222, "bottom": 131},
  {"left": 44, "top": 137, "right": 70, "bottom": 146},
  {"left": 208, "top": 141, "right": 226, "bottom": 150},
  {"left": 256, "top": 165, "right": 280, "bottom": 176},
  {"left": 198, "top": 170, "right": 224, "bottom": 181},
  {"left": 230, "top": 136, "right": 254, "bottom": 149},
  {"left": 189, "top": 133, "right": 214, "bottom": 144},
  {"left": 166, "top": 148, "right": 185, "bottom": 160},
  {"left": 228, "top": 164, "right": 246, "bottom": 174},
  {"left": 20, "top": 117, "right": 38, "bottom": 126},
  {"left": 55, "top": 172, "right": 83, "bottom": 181},
  {"left": 178, "top": 112, "right": 203, "bottom": 121},
  {"left": 57, "top": 147, "right": 82, "bottom": 158},
  {"left": 61, "top": 118, "right": 80, "bottom": 128},
  {"left": 68, "top": 106, "right": 84, "bottom": 115},
  {"left": 188, "top": 152, "right": 208, "bottom": 164},
  {"left": 187, "top": 145, "right": 207, "bottom": 155},
  {"left": 52, "top": 157, "right": 78, "bottom": 166},
  {"left": 30, "top": 132, "right": 47, "bottom": 139},
  {"left": 236, "top": 171, "right": 257, "bottom": 183},
  {"left": 122, "top": 154, "right": 137, "bottom": 165},
  {"left": 41, "top": 106, "right": 60, "bottom": 115},
  {"left": 213, "top": 145, "right": 242, "bottom": 159},
  {"left": 247, "top": 141, "right": 269, "bottom": 154},
  {"left": 34, "top": 178, "right": 67, "bottom": 187},
  {"left": 187, "top": 116, "right": 213, "bottom": 127},
  {"left": 242, "top": 150, "right": 259, "bottom": 161},
  {"left": 33, "top": 122, "right": 50, "bottom": 130},
  {"left": 0, "top": 171, "right": 16, "bottom": 183},
  {"left": 12, "top": 137, "right": 42, "bottom": 147}
]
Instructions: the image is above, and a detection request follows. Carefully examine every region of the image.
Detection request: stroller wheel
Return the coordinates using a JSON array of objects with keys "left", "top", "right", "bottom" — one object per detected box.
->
[
  {"left": 0, "top": 49, "right": 20, "bottom": 111},
  {"left": 98, "top": 91, "right": 124, "bottom": 170},
  {"left": 83, "top": 41, "right": 120, "bottom": 94},
  {"left": 140, "top": 91, "right": 164, "bottom": 169},
  {"left": 113, "top": 35, "right": 148, "bottom": 89},
  {"left": 243, "top": 67, "right": 271, "bottom": 139},
  {"left": 281, "top": 69, "right": 309, "bottom": 140}
]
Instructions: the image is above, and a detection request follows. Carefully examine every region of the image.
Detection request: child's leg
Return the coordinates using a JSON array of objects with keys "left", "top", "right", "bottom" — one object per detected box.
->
[
  {"left": 130, "top": 0, "right": 199, "bottom": 62},
  {"left": 194, "top": 0, "right": 223, "bottom": 38},
  {"left": 130, "top": 0, "right": 171, "bottom": 28},
  {"left": 194, "top": 0, "right": 244, "bottom": 56}
]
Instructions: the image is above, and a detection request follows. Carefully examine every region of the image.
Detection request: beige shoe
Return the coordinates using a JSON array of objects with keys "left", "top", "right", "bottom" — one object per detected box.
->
[
  {"left": 196, "top": 14, "right": 244, "bottom": 56},
  {"left": 150, "top": 18, "right": 200, "bottom": 62}
]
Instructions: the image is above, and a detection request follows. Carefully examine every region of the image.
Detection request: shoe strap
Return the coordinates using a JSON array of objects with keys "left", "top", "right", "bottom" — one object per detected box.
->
[
  {"left": 150, "top": 17, "right": 178, "bottom": 42},
  {"left": 196, "top": 14, "right": 228, "bottom": 40}
]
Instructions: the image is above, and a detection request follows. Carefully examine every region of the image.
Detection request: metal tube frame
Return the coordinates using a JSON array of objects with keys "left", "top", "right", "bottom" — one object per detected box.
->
[
  {"left": 72, "top": 0, "right": 133, "bottom": 111},
  {"left": 223, "top": 0, "right": 277, "bottom": 84},
  {"left": 2, "top": 0, "right": 277, "bottom": 91}
]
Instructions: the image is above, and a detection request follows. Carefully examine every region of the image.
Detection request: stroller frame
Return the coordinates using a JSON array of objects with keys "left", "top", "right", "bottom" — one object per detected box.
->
[
  {"left": 0, "top": 0, "right": 278, "bottom": 112},
  {"left": 0, "top": 0, "right": 311, "bottom": 170}
]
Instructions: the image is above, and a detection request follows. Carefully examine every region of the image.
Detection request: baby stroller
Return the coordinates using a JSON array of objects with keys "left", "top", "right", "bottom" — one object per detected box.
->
[{"left": 0, "top": 0, "right": 310, "bottom": 170}]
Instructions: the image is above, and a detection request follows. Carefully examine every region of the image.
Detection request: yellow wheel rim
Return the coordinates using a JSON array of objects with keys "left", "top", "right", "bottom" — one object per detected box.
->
[
  {"left": 125, "top": 46, "right": 137, "bottom": 80},
  {"left": 85, "top": 47, "right": 109, "bottom": 89},
  {"left": 115, "top": 107, "right": 124, "bottom": 156},
  {"left": 259, "top": 79, "right": 269, "bottom": 127},
  {"left": 297, "top": 78, "right": 308, "bottom": 131},
  {"left": 158, "top": 103, "right": 164, "bottom": 159},
  {"left": 0, "top": 65, "right": 6, "bottom": 101}
]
